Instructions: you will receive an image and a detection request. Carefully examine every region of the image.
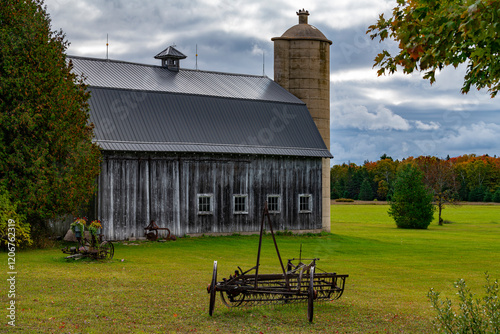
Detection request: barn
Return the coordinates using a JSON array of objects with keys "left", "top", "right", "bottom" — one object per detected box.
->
[{"left": 70, "top": 9, "right": 332, "bottom": 240}]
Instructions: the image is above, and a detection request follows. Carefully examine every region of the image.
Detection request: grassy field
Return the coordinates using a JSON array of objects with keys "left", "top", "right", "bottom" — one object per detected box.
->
[{"left": 1, "top": 204, "right": 499, "bottom": 333}]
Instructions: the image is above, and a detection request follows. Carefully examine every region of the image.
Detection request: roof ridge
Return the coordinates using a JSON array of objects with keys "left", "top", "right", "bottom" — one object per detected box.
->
[
  {"left": 67, "top": 55, "right": 270, "bottom": 79},
  {"left": 88, "top": 85, "right": 306, "bottom": 105}
]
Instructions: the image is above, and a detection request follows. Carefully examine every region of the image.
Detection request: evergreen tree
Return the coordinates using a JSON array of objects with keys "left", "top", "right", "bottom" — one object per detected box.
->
[
  {"left": 358, "top": 178, "right": 374, "bottom": 201},
  {"left": 331, "top": 180, "right": 344, "bottom": 199},
  {"left": 458, "top": 180, "right": 470, "bottom": 201},
  {"left": 0, "top": 0, "right": 101, "bottom": 239},
  {"left": 493, "top": 188, "right": 500, "bottom": 203},
  {"left": 468, "top": 186, "right": 486, "bottom": 202},
  {"left": 388, "top": 164, "right": 435, "bottom": 229}
]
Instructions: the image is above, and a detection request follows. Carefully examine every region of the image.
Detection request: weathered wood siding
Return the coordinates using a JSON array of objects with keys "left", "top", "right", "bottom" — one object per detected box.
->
[{"left": 97, "top": 153, "right": 322, "bottom": 240}]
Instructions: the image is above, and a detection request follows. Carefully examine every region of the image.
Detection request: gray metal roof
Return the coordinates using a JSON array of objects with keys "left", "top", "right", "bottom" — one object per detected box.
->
[
  {"left": 69, "top": 56, "right": 331, "bottom": 158},
  {"left": 69, "top": 56, "right": 303, "bottom": 104},
  {"left": 88, "top": 87, "right": 332, "bottom": 158}
]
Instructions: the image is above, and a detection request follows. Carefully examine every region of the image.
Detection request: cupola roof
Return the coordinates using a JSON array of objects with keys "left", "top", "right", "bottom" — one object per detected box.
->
[{"left": 154, "top": 45, "right": 187, "bottom": 60}]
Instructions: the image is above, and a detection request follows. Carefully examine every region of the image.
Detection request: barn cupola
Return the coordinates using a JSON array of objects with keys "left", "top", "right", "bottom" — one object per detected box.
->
[{"left": 154, "top": 45, "right": 187, "bottom": 72}]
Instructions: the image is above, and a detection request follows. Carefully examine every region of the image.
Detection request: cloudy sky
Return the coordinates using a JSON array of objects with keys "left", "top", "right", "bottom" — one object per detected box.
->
[{"left": 44, "top": 0, "right": 499, "bottom": 165}]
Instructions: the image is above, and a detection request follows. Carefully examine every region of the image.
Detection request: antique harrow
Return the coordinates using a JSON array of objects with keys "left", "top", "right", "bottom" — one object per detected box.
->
[{"left": 207, "top": 203, "right": 348, "bottom": 322}]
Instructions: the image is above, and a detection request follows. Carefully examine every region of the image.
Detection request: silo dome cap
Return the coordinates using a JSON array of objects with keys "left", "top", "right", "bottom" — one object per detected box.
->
[{"left": 272, "top": 10, "right": 332, "bottom": 44}]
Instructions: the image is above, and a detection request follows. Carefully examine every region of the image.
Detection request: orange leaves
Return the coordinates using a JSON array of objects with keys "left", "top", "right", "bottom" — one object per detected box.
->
[
  {"left": 408, "top": 45, "right": 424, "bottom": 60},
  {"left": 367, "top": 0, "right": 500, "bottom": 97}
]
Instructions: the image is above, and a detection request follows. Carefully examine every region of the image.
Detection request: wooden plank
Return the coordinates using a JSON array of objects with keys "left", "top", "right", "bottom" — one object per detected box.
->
[{"left": 97, "top": 153, "right": 323, "bottom": 239}]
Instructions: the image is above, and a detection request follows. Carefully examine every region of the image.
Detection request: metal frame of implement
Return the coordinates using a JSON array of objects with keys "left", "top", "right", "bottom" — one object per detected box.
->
[
  {"left": 207, "top": 202, "right": 348, "bottom": 322},
  {"left": 62, "top": 232, "right": 114, "bottom": 261}
]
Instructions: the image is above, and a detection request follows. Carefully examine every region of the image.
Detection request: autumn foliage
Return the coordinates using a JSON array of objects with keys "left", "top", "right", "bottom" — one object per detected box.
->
[
  {"left": 0, "top": 0, "right": 101, "bottom": 240},
  {"left": 331, "top": 154, "right": 500, "bottom": 203},
  {"left": 367, "top": 0, "right": 500, "bottom": 97}
]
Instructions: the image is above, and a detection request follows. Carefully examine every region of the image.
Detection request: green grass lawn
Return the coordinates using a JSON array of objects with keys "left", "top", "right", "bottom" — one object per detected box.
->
[{"left": 1, "top": 204, "right": 499, "bottom": 333}]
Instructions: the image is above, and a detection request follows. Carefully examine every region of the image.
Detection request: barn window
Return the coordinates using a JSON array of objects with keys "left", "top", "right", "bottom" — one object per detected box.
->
[
  {"left": 299, "top": 194, "right": 312, "bottom": 213},
  {"left": 267, "top": 195, "right": 281, "bottom": 213},
  {"left": 197, "top": 194, "right": 213, "bottom": 215},
  {"left": 233, "top": 195, "right": 248, "bottom": 214}
]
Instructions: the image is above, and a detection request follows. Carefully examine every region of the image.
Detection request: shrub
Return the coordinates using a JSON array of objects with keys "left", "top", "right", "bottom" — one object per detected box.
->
[
  {"left": 428, "top": 273, "right": 499, "bottom": 333},
  {"left": 335, "top": 198, "right": 354, "bottom": 202},
  {"left": 0, "top": 186, "right": 32, "bottom": 249},
  {"left": 276, "top": 229, "right": 293, "bottom": 236},
  {"left": 493, "top": 188, "right": 500, "bottom": 203},
  {"left": 388, "top": 164, "right": 435, "bottom": 229}
]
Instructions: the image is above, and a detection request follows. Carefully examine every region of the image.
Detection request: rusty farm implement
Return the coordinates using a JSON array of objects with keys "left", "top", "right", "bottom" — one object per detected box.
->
[
  {"left": 207, "top": 203, "right": 348, "bottom": 322},
  {"left": 62, "top": 218, "right": 114, "bottom": 260}
]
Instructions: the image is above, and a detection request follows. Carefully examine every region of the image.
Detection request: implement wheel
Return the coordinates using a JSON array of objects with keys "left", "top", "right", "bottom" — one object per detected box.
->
[
  {"left": 209, "top": 261, "right": 217, "bottom": 316},
  {"left": 308, "top": 266, "right": 315, "bottom": 323},
  {"left": 220, "top": 289, "right": 245, "bottom": 307},
  {"left": 99, "top": 241, "right": 114, "bottom": 260}
]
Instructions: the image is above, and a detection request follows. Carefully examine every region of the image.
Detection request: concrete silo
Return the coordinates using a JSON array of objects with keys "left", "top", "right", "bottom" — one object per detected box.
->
[{"left": 272, "top": 9, "right": 332, "bottom": 232}]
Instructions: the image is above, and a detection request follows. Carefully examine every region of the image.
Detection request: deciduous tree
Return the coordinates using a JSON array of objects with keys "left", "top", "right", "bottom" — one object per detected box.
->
[
  {"left": 414, "top": 156, "right": 459, "bottom": 225},
  {"left": 367, "top": 0, "right": 500, "bottom": 97}
]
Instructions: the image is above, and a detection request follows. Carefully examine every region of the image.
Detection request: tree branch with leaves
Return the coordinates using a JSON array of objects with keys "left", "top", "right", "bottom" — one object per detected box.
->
[{"left": 367, "top": 0, "right": 500, "bottom": 97}]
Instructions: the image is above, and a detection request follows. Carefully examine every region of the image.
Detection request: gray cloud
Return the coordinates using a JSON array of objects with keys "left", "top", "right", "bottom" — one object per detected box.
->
[
  {"left": 333, "top": 104, "right": 411, "bottom": 131},
  {"left": 414, "top": 120, "right": 440, "bottom": 131},
  {"left": 45, "top": 0, "right": 500, "bottom": 165}
]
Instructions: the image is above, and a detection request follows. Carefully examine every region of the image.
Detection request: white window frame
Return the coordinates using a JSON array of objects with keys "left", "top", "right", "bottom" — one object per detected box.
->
[
  {"left": 299, "top": 194, "right": 312, "bottom": 213},
  {"left": 267, "top": 195, "right": 281, "bottom": 213},
  {"left": 233, "top": 194, "right": 248, "bottom": 214},
  {"left": 197, "top": 194, "right": 214, "bottom": 215}
]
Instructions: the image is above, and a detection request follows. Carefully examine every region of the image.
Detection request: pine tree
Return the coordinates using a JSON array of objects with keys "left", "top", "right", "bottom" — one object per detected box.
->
[
  {"left": 358, "top": 178, "right": 374, "bottom": 201},
  {"left": 388, "top": 164, "right": 435, "bottom": 229}
]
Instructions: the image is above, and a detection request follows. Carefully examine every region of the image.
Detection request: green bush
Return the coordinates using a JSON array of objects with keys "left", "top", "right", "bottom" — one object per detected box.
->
[
  {"left": 493, "top": 188, "right": 500, "bottom": 203},
  {"left": 428, "top": 273, "right": 499, "bottom": 333},
  {"left": 335, "top": 198, "right": 355, "bottom": 202},
  {"left": 483, "top": 191, "right": 493, "bottom": 202},
  {"left": 388, "top": 164, "right": 435, "bottom": 229},
  {"left": 0, "top": 186, "right": 32, "bottom": 249}
]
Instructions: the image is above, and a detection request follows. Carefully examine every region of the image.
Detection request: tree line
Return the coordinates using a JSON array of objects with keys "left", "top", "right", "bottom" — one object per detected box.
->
[{"left": 331, "top": 154, "right": 500, "bottom": 203}]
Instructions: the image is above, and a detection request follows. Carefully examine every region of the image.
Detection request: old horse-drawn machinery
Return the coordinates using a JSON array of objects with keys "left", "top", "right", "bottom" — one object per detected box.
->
[
  {"left": 144, "top": 220, "right": 176, "bottom": 241},
  {"left": 62, "top": 218, "right": 114, "bottom": 260},
  {"left": 207, "top": 203, "right": 348, "bottom": 322}
]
